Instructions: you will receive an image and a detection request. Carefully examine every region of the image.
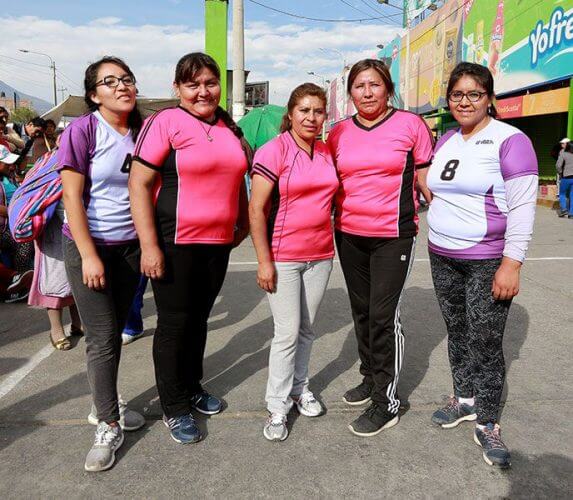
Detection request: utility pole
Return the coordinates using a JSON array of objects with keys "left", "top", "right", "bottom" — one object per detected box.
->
[
  {"left": 205, "top": 0, "right": 229, "bottom": 110},
  {"left": 58, "top": 87, "right": 68, "bottom": 103},
  {"left": 19, "top": 49, "right": 58, "bottom": 106},
  {"left": 232, "top": 0, "right": 245, "bottom": 121}
]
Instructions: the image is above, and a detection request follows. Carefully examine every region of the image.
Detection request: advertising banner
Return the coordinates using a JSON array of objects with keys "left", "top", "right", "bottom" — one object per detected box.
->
[
  {"left": 377, "top": 35, "right": 403, "bottom": 108},
  {"left": 404, "top": 0, "right": 435, "bottom": 26},
  {"left": 463, "top": 0, "right": 573, "bottom": 95},
  {"left": 402, "top": 0, "right": 464, "bottom": 113}
]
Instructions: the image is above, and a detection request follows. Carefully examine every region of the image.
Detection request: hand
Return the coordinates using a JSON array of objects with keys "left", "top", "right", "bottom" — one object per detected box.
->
[
  {"left": 492, "top": 258, "right": 521, "bottom": 301},
  {"left": 82, "top": 255, "right": 106, "bottom": 290},
  {"left": 257, "top": 262, "right": 276, "bottom": 293},
  {"left": 141, "top": 246, "right": 165, "bottom": 280},
  {"left": 416, "top": 168, "right": 433, "bottom": 204},
  {"left": 232, "top": 225, "right": 249, "bottom": 248}
]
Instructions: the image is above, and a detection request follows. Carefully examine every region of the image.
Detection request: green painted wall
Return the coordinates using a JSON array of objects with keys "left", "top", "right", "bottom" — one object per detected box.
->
[{"left": 205, "top": 0, "right": 228, "bottom": 109}]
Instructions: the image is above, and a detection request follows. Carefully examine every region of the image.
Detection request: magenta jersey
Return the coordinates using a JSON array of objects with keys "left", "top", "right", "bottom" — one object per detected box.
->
[
  {"left": 133, "top": 107, "right": 248, "bottom": 245},
  {"left": 251, "top": 132, "right": 339, "bottom": 262},
  {"left": 327, "top": 110, "right": 434, "bottom": 238}
]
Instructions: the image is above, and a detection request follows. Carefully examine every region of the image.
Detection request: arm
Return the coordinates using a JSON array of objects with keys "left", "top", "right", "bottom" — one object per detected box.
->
[
  {"left": 416, "top": 166, "right": 432, "bottom": 204},
  {"left": 556, "top": 152, "right": 564, "bottom": 176},
  {"left": 248, "top": 175, "right": 276, "bottom": 293},
  {"left": 0, "top": 205, "right": 7, "bottom": 217},
  {"left": 232, "top": 179, "right": 250, "bottom": 248},
  {"left": 492, "top": 175, "right": 538, "bottom": 301},
  {"left": 60, "top": 168, "right": 105, "bottom": 290},
  {"left": 128, "top": 160, "right": 164, "bottom": 279}
]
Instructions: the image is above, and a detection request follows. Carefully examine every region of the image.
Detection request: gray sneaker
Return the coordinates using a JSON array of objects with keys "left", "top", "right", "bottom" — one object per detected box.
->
[
  {"left": 431, "top": 396, "right": 477, "bottom": 428},
  {"left": 84, "top": 422, "right": 124, "bottom": 472},
  {"left": 292, "top": 391, "right": 324, "bottom": 417},
  {"left": 474, "top": 423, "right": 511, "bottom": 468},
  {"left": 263, "top": 413, "right": 288, "bottom": 442},
  {"left": 88, "top": 398, "right": 145, "bottom": 431}
]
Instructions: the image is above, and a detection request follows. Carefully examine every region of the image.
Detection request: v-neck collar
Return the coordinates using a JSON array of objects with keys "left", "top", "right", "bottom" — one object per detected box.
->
[
  {"left": 93, "top": 110, "right": 131, "bottom": 141},
  {"left": 352, "top": 108, "right": 397, "bottom": 132},
  {"left": 287, "top": 130, "right": 315, "bottom": 160},
  {"left": 457, "top": 117, "right": 494, "bottom": 143}
]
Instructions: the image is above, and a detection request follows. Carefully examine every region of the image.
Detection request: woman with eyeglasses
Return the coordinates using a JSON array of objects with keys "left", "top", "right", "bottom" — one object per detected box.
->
[
  {"left": 327, "top": 59, "right": 434, "bottom": 437},
  {"left": 129, "top": 53, "right": 250, "bottom": 445},
  {"left": 59, "top": 56, "right": 145, "bottom": 472},
  {"left": 418, "top": 62, "right": 538, "bottom": 468}
]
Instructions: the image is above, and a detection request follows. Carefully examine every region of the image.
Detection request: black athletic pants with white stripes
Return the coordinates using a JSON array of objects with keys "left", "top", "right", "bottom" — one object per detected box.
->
[
  {"left": 335, "top": 231, "right": 415, "bottom": 415},
  {"left": 429, "top": 252, "right": 511, "bottom": 425}
]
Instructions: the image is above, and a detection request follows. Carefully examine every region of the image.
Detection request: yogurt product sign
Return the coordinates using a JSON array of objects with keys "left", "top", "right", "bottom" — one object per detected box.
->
[{"left": 529, "top": 7, "right": 573, "bottom": 67}]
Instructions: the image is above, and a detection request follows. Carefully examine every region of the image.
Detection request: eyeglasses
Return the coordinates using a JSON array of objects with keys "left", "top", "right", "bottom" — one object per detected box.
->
[
  {"left": 448, "top": 91, "right": 487, "bottom": 103},
  {"left": 95, "top": 75, "right": 136, "bottom": 88}
]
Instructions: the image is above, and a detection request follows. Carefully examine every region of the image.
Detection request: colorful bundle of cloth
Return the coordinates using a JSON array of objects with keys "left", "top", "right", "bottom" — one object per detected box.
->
[{"left": 8, "top": 150, "right": 62, "bottom": 243}]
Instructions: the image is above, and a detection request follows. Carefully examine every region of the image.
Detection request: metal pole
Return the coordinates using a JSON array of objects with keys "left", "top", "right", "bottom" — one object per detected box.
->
[
  {"left": 232, "top": 0, "right": 245, "bottom": 121},
  {"left": 404, "top": 20, "right": 410, "bottom": 111},
  {"left": 52, "top": 61, "right": 57, "bottom": 106}
]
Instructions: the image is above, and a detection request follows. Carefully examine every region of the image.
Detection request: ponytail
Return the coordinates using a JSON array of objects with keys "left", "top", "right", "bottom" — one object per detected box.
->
[{"left": 216, "top": 106, "right": 253, "bottom": 169}]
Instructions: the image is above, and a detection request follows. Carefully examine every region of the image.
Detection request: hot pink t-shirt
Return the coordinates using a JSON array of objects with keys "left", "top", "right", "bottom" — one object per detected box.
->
[
  {"left": 327, "top": 109, "right": 434, "bottom": 238},
  {"left": 133, "top": 107, "right": 248, "bottom": 245},
  {"left": 251, "top": 132, "right": 339, "bottom": 262}
]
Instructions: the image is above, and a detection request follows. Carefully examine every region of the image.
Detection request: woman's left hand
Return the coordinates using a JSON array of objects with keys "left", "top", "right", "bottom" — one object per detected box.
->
[{"left": 492, "top": 257, "right": 521, "bottom": 301}]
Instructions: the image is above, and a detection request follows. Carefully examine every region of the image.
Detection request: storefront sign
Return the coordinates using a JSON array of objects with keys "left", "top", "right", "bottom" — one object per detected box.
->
[{"left": 496, "top": 87, "right": 569, "bottom": 119}]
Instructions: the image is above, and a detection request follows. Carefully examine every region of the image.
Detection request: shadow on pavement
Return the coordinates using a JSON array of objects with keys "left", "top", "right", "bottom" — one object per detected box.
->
[
  {"left": 0, "top": 357, "right": 28, "bottom": 377},
  {"left": 507, "top": 451, "right": 573, "bottom": 498}
]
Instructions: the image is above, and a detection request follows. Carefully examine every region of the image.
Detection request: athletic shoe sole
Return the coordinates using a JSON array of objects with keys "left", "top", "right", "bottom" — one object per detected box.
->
[
  {"left": 87, "top": 414, "right": 145, "bottom": 432},
  {"left": 435, "top": 413, "right": 477, "bottom": 429},
  {"left": 348, "top": 415, "right": 399, "bottom": 437},
  {"left": 342, "top": 396, "right": 371, "bottom": 406},
  {"left": 191, "top": 406, "right": 222, "bottom": 416},
  {"left": 162, "top": 418, "right": 202, "bottom": 444},
  {"left": 4, "top": 290, "right": 30, "bottom": 303},
  {"left": 84, "top": 432, "right": 125, "bottom": 472},
  {"left": 473, "top": 432, "right": 511, "bottom": 468},
  {"left": 263, "top": 427, "right": 288, "bottom": 442},
  {"left": 121, "top": 332, "right": 144, "bottom": 345}
]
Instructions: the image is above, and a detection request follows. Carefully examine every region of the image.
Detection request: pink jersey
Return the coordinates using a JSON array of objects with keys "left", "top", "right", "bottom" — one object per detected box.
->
[
  {"left": 133, "top": 107, "right": 248, "bottom": 245},
  {"left": 327, "top": 110, "right": 434, "bottom": 238},
  {"left": 251, "top": 132, "right": 339, "bottom": 262}
]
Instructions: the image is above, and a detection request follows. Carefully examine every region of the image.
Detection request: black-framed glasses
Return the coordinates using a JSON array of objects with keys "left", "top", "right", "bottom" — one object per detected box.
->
[
  {"left": 95, "top": 75, "right": 136, "bottom": 88},
  {"left": 448, "top": 90, "right": 487, "bottom": 103}
]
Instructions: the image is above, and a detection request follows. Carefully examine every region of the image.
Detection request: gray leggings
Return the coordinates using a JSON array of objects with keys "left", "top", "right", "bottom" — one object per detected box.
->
[
  {"left": 429, "top": 252, "right": 512, "bottom": 424},
  {"left": 266, "top": 259, "right": 332, "bottom": 415},
  {"left": 63, "top": 238, "right": 140, "bottom": 423}
]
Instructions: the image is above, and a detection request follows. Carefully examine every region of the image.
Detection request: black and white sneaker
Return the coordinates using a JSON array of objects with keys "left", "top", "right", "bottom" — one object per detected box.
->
[
  {"left": 474, "top": 423, "right": 511, "bottom": 468},
  {"left": 342, "top": 381, "right": 373, "bottom": 406},
  {"left": 4, "top": 270, "right": 33, "bottom": 303},
  {"left": 348, "top": 403, "right": 399, "bottom": 437}
]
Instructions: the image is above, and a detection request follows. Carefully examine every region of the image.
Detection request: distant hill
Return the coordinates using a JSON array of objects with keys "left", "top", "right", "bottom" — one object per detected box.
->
[{"left": 0, "top": 80, "right": 53, "bottom": 114}]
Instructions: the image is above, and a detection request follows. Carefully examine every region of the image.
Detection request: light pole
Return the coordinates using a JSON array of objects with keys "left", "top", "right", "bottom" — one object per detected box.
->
[
  {"left": 319, "top": 48, "right": 348, "bottom": 72},
  {"left": 307, "top": 71, "right": 328, "bottom": 88},
  {"left": 307, "top": 72, "right": 330, "bottom": 140},
  {"left": 232, "top": 0, "right": 245, "bottom": 121},
  {"left": 19, "top": 49, "right": 57, "bottom": 106}
]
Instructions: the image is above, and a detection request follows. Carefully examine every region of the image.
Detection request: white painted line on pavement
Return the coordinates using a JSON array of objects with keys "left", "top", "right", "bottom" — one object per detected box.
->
[
  {"left": 229, "top": 257, "right": 573, "bottom": 266},
  {"left": 0, "top": 341, "right": 54, "bottom": 400}
]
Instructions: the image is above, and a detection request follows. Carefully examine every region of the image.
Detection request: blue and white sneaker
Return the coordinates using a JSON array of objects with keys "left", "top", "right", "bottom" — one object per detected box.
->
[
  {"left": 163, "top": 414, "right": 202, "bottom": 444},
  {"left": 190, "top": 390, "right": 223, "bottom": 415},
  {"left": 121, "top": 329, "right": 144, "bottom": 345},
  {"left": 431, "top": 396, "right": 477, "bottom": 428},
  {"left": 474, "top": 423, "right": 511, "bottom": 468}
]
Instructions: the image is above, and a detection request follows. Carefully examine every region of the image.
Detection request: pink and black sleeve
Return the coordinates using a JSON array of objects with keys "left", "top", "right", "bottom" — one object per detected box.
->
[
  {"left": 251, "top": 139, "right": 282, "bottom": 184},
  {"left": 133, "top": 111, "right": 172, "bottom": 171}
]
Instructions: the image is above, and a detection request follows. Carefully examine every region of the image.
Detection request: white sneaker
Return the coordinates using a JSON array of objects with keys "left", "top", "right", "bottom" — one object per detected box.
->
[
  {"left": 263, "top": 413, "right": 288, "bottom": 442},
  {"left": 87, "top": 398, "right": 145, "bottom": 432},
  {"left": 293, "top": 391, "right": 324, "bottom": 417},
  {"left": 84, "top": 422, "right": 124, "bottom": 472}
]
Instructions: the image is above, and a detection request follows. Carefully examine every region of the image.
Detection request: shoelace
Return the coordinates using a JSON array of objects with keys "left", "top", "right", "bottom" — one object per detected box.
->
[
  {"left": 268, "top": 414, "right": 286, "bottom": 427},
  {"left": 481, "top": 425, "right": 505, "bottom": 450},
  {"left": 299, "top": 392, "right": 317, "bottom": 407},
  {"left": 444, "top": 396, "right": 460, "bottom": 412},
  {"left": 95, "top": 424, "right": 119, "bottom": 445}
]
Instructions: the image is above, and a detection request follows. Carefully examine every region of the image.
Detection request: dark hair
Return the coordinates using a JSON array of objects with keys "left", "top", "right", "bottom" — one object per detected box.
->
[
  {"left": 28, "top": 116, "right": 47, "bottom": 130},
  {"left": 45, "top": 119, "right": 56, "bottom": 128},
  {"left": 446, "top": 62, "right": 498, "bottom": 118},
  {"left": 174, "top": 52, "right": 252, "bottom": 167},
  {"left": 0, "top": 106, "right": 8, "bottom": 116},
  {"left": 84, "top": 56, "right": 142, "bottom": 140},
  {"left": 347, "top": 59, "right": 394, "bottom": 99},
  {"left": 280, "top": 83, "right": 327, "bottom": 133}
]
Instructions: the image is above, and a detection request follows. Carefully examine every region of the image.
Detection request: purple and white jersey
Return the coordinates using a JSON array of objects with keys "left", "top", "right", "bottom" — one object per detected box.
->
[
  {"left": 58, "top": 111, "right": 136, "bottom": 244},
  {"left": 427, "top": 119, "right": 538, "bottom": 261}
]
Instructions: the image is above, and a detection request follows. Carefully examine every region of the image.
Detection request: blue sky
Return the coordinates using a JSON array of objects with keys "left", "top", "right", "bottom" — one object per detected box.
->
[{"left": 2, "top": 1, "right": 404, "bottom": 106}]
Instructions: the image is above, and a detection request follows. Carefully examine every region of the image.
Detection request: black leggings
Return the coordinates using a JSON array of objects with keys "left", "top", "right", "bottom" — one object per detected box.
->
[
  {"left": 1, "top": 229, "right": 33, "bottom": 272},
  {"left": 335, "top": 231, "right": 415, "bottom": 415},
  {"left": 429, "top": 252, "right": 511, "bottom": 425},
  {"left": 152, "top": 243, "right": 231, "bottom": 418}
]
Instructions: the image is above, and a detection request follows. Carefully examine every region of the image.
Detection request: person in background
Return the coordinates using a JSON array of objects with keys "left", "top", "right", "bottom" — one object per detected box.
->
[
  {"left": 0, "top": 144, "right": 34, "bottom": 292},
  {"left": 0, "top": 107, "right": 24, "bottom": 153},
  {"left": 129, "top": 52, "right": 249, "bottom": 446},
  {"left": 419, "top": 62, "right": 538, "bottom": 469},
  {"left": 556, "top": 141, "right": 573, "bottom": 218},
  {"left": 59, "top": 56, "right": 145, "bottom": 472},
  {"left": 249, "top": 83, "right": 338, "bottom": 442},
  {"left": 327, "top": 59, "right": 434, "bottom": 438}
]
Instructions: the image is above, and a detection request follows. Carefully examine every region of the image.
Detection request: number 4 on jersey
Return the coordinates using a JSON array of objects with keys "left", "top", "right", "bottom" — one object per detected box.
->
[{"left": 440, "top": 159, "right": 460, "bottom": 181}]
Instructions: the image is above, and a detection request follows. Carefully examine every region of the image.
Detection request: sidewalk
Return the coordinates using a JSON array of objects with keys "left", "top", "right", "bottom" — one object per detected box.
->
[{"left": 0, "top": 207, "right": 572, "bottom": 498}]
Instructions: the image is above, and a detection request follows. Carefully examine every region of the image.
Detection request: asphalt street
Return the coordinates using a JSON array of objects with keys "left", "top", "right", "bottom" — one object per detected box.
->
[{"left": 0, "top": 206, "right": 571, "bottom": 498}]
